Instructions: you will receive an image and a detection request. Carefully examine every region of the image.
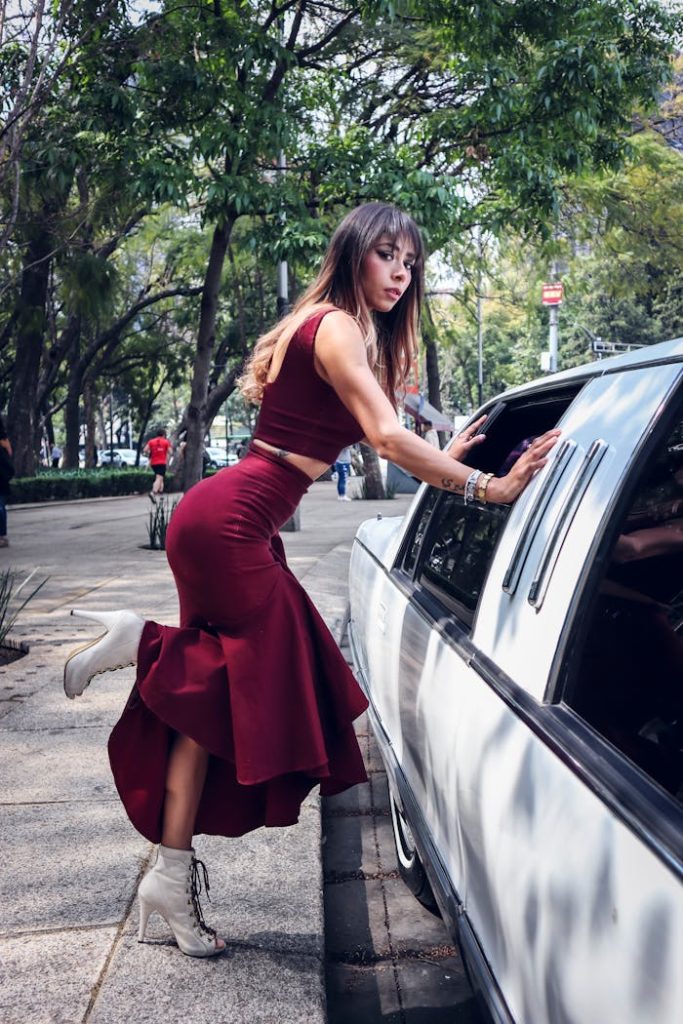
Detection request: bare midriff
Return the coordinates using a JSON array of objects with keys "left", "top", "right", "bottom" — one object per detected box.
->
[{"left": 251, "top": 438, "right": 330, "bottom": 482}]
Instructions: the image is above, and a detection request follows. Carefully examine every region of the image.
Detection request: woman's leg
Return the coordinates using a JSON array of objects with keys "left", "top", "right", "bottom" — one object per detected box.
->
[{"left": 161, "top": 732, "right": 210, "bottom": 850}]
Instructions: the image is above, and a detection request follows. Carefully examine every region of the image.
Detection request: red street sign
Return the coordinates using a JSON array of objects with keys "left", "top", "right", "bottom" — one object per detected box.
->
[{"left": 542, "top": 283, "right": 563, "bottom": 305}]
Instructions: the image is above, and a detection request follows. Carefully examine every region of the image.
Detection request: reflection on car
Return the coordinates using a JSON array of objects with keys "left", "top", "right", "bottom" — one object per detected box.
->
[{"left": 348, "top": 337, "right": 683, "bottom": 1024}]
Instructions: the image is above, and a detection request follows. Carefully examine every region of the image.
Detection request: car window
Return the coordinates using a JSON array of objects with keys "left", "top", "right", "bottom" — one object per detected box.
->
[
  {"left": 564, "top": 407, "right": 683, "bottom": 804},
  {"left": 419, "top": 493, "right": 510, "bottom": 625},
  {"left": 398, "top": 382, "right": 584, "bottom": 628}
]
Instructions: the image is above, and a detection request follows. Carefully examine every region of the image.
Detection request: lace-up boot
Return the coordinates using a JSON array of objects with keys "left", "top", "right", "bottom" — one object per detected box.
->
[{"left": 138, "top": 845, "right": 225, "bottom": 957}]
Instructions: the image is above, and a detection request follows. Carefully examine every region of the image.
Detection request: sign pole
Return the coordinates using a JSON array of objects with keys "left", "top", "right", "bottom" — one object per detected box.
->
[
  {"left": 549, "top": 303, "right": 558, "bottom": 373},
  {"left": 541, "top": 277, "right": 563, "bottom": 373}
]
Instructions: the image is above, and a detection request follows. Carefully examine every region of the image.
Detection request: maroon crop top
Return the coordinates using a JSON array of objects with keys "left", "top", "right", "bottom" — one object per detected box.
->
[{"left": 253, "top": 309, "right": 365, "bottom": 462}]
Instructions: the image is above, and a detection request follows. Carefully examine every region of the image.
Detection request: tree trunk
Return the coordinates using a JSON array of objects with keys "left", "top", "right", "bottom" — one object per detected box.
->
[
  {"left": 425, "top": 335, "right": 442, "bottom": 412},
  {"left": 423, "top": 302, "right": 446, "bottom": 444},
  {"left": 7, "top": 228, "right": 52, "bottom": 475},
  {"left": 182, "top": 217, "right": 234, "bottom": 490},
  {"left": 63, "top": 355, "right": 84, "bottom": 470},
  {"left": 360, "top": 442, "right": 385, "bottom": 499},
  {"left": 83, "top": 378, "right": 98, "bottom": 468}
]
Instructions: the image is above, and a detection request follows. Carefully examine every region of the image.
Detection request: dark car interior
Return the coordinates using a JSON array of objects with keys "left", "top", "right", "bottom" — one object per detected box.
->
[{"left": 568, "top": 415, "right": 683, "bottom": 803}]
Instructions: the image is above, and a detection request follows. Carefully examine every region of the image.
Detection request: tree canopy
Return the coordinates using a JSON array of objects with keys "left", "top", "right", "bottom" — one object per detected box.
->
[{"left": 1, "top": 0, "right": 680, "bottom": 478}]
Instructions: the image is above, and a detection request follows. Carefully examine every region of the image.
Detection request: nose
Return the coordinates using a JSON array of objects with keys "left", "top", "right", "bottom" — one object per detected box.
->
[{"left": 392, "top": 262, "right": 407, "bottom": 281}]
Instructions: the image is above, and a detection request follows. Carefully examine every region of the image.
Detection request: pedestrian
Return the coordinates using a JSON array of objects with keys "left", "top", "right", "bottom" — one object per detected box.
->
[
  {"left": 0, "top": 416, "right": 13, "bottom": 548},
  {"left": 62, "top": 202, "right": 558, "bottom": 959},
  {"left": 51, "top": 443, "right": 62, "bottom": 469},
  {"left": 144, "top": 429, "right": 173, "bottom": 499},
  {"left": 334, "top": 445, "right": 353, "bottom": 501},
  {"left": 422, "top": 419, "right": 440, "bottom": 448}
]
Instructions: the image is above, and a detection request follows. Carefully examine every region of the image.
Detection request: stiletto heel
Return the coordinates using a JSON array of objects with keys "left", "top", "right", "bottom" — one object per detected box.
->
[
  {"left": 137, "top": 845, "right": 225, "bottom": 957},
  {"left": 63, "top": 608, "right": 145, "bottom": 699},
  {"left": 138, "top": 895, "right": 152, "bottom": 941}
]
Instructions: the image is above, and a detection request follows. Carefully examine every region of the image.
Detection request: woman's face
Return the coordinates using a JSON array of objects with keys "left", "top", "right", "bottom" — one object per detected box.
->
[{"left": 360, "top": 234, "right": 416, "bottom": 313}]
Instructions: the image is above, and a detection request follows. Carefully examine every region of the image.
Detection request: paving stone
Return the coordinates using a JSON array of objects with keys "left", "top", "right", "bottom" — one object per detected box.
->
[
  {"left": 326, "top": 962, "right": 395, "bottom": 1024},
  {"left": 0, "top": 802, "right": 150, "bottom": 934},
  {"left": 369, "top": 770, "right": 391, "bottom": 813},
  {"left": 322, "top": 812, "right": 378, "bottom": 878},
  {"left": 394, "top": 957, "right": 480, "bottom": 1023},
  {"left": 374, "top": 809, "right": 399, "bottom": 875},
  {"left": 88, "top": 934, "right": 325, "bottom": 1024},
  {"left": 0, "top": 726, "right": 115, "bottom": 803},
  {"left": 0, "top": 926, "right": 117, "bottom": 1024},
  {"left": 365, "top": 734, "right": 387, "bottom": 773},
  {"left": 194, "top": 803, "right": 324, "bottom": 959},
  {"left": 324, "top": 879, "right": 390, "bottom": 960},
  {"left": 322, "top": 779, "right": 374, "bottom": 817},
  {"left": 0, "top": 665, "right": 135, "bottom": 732},
  {"left": 383, "top": 878, "right": 454, "bottom": 954}
]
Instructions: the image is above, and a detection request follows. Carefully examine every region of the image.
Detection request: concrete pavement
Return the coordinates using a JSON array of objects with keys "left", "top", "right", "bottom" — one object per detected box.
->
[{"left": 0, "top": 483, "right": 412, "bottom": 1024}]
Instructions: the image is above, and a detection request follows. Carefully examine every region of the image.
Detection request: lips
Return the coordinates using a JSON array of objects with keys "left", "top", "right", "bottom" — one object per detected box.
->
[{"left": 385, "top": 288, "right": 401, "bottom": 301}]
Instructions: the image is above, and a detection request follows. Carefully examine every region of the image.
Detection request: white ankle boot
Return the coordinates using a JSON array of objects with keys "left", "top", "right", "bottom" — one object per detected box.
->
[
  {"left": 63, "top": 609, "right": 145, "bottom": 699},
  {"left": 138, "top": 845, "right": 225, "bottom": 957}
]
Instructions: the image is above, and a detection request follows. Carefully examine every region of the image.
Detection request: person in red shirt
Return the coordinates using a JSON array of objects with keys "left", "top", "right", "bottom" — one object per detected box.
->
[{"left": 144, "top": 429, "right": 172, "bottom": 498}]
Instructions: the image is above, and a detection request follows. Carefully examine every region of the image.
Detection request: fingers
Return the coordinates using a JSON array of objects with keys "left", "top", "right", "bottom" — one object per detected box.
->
[{"left": 467, "top": 414, "right": 487, "bottom": 435}]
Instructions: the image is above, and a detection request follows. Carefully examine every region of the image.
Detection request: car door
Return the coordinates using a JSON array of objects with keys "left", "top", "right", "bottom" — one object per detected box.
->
[{"left": 453, "top": 363, "right": 683, "bottom": 1023}]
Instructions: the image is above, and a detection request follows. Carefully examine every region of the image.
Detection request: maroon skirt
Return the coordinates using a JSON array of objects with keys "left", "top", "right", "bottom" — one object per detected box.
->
[{"left": 108, "top": 446, "right": 368, "bottom": 842}]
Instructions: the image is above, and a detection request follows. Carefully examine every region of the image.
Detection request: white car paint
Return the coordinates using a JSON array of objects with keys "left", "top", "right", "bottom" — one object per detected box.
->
[{"left": 349, "top": 339, "right": 683, "bottom": 1024}]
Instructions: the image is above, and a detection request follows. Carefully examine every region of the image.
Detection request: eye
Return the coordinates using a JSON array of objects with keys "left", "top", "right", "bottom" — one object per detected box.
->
[
  {"left": 378, "top": 249, "right": 394, "bottom": 260},
  {"left": 404, "top": 261, "right": 414, "bottom": 271}
]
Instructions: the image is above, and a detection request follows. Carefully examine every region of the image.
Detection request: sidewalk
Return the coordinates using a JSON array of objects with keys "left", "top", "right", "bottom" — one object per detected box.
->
[{"left": 0, "top": 484, "right": 412, "bottom": 1024}]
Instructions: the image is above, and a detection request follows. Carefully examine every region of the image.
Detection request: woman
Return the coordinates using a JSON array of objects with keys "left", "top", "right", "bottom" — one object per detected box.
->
[{"left": 63, "top": 203, "right": 558, "bottom": 959}]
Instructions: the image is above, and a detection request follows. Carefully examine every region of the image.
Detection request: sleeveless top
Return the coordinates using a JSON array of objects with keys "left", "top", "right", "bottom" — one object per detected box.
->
[{"left": 253, "top": 309, "right": 365, "bottom": 462}]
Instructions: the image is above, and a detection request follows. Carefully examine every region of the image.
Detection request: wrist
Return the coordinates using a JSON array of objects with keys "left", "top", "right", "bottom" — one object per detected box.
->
[{"left": 485, "top": 476, "right": 511, "bottom": 505}]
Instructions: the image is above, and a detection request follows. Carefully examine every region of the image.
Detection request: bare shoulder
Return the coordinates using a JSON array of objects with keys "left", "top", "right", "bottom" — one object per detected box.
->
[{"left": 316, "top": 310, "right": 365, "bottom": 361}]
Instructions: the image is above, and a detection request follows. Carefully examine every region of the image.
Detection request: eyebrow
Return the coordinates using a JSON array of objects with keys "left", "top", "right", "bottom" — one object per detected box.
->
[{"left": 377, "top": 237, "right": 417, "bottom": 260}]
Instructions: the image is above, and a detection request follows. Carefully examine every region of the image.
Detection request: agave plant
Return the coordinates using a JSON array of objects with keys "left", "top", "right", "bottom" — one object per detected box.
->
[
  {"left": 0, "top": 568, "right": 49, "bottom": 647},
  {"left": 147, "top": 496, "right": 179, "bottom": 550}
]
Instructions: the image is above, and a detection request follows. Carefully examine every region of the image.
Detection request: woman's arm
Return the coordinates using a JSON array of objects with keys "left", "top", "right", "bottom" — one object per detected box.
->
[{"left": 315, "top": 311, "right": 558, "bottom": 504}]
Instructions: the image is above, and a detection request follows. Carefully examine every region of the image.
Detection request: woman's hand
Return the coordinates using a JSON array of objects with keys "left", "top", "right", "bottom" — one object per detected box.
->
[
  {"left": 448, "top": 416, "right": 487, "bottom": 462},
  {"left": 487, "top": 430, "right": 561, "bottom": 504}
]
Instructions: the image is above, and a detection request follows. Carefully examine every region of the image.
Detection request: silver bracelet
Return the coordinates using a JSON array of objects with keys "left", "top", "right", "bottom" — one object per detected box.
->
[{"left": 464, "top": 469, "right": 481, "bottom": 505}]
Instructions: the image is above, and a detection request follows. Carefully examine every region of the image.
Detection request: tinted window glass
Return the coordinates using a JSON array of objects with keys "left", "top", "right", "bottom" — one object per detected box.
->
[
  {"left": 567, "top": 412, "right": 683, "bottom": 803},
  {"left": 402, "top": 488, "right": 438, "bottom": 574},
  {"left": 419, "top": 493, "right": 510, "bottom": 624}
]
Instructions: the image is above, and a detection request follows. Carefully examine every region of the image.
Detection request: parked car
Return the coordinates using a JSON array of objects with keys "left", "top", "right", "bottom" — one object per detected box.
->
[
  {"left": 204, "top": 445, "right": 235, "bottom": 469},
  {"left": 98, "top": 449, "right": 123, "bottom": 468},
  {"left": 348, "top": 337, "right": 683, "bottom": 1024},
  {"left": 99, "top": 447, "right": 149, "bottom": 468}
]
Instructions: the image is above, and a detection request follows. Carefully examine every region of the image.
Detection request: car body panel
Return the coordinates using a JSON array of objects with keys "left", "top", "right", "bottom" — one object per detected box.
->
[{"left": 349, "top": 340, "right": 683, "bottom": 1024}]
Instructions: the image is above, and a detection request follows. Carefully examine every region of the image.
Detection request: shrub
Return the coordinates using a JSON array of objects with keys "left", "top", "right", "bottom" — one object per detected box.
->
[{"left": 7, "top": 469, "right": 175, "bottom": 504}]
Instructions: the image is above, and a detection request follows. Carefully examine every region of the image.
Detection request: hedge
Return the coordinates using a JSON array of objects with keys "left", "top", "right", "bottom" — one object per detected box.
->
[{"left": 7, "top": 468, "right": 176, "bottom": 504}]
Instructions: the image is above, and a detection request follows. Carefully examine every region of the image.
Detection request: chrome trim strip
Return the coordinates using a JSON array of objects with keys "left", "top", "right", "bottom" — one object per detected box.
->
[
  {"left": 502, "top": 438, "right": 578, "bottom": 595},
  {"left": 528, "top": 438, "right": 609, "bottom": 608}
]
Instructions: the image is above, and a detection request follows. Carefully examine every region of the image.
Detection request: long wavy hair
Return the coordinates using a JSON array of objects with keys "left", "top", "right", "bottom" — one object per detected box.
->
[{"left": 239, "top": 203, "right": 424, "bottom": 406}]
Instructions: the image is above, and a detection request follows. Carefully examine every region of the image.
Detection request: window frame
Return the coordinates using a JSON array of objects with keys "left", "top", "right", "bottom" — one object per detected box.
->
[{"left": 394, "top": 381, "right": 587, "bottom": 627}]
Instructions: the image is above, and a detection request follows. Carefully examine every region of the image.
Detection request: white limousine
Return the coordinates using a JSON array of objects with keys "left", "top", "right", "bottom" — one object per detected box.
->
[{"left": 348, "top": 338, "right": 683, "bottom": 1024}]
